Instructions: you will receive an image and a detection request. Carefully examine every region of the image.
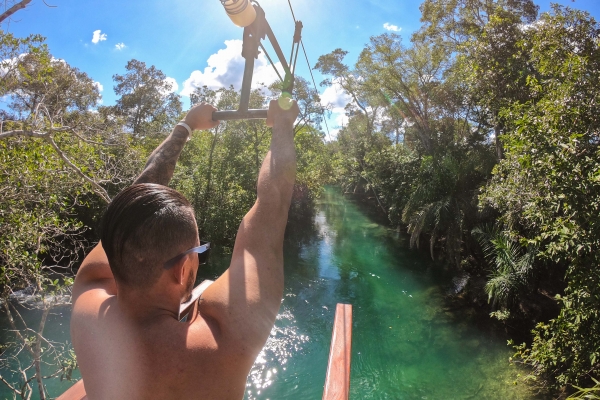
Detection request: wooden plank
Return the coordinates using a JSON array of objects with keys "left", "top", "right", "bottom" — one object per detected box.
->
[
  {"left": 56, "top": 379, "right": 87, "bottom": 400},
  {"left": 323, "top": 303, "right": 353, "bottom": 400}
]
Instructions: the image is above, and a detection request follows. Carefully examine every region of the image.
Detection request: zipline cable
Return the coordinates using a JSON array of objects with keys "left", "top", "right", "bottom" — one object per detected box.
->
[
  {"left": 300, "top": 41, "right": 331, "bottom": 141},
  {"left": 286, "top": 0, "right": 332, "bottom": 140},
  {"left": 286, "top": 0, "right": 297, "bottom": 23}
]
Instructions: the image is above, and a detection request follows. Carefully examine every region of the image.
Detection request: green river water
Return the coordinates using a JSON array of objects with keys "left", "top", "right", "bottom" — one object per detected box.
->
[{"left": 0, "top": 187, "right": 535, "bottom": 399}]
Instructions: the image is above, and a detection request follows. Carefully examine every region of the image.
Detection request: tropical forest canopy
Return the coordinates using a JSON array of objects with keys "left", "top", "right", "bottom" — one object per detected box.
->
[{"left": 0, "top": 0, "right": 599, "bottom": 398}]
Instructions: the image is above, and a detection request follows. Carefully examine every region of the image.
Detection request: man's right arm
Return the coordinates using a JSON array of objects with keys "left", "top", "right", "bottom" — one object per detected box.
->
[{"left": 199, "top": 100, "right": 299, "bottom": 358}]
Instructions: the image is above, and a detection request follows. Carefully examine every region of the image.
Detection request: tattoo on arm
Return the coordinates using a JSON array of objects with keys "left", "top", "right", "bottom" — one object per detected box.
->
[{"left": 133, "top": 126, "right": 189, "bottom": 186}]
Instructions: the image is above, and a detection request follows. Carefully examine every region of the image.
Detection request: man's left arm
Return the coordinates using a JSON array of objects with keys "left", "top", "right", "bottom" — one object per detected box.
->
[{"left": 72, "top": 104, "right": 220, "bottom": 301}]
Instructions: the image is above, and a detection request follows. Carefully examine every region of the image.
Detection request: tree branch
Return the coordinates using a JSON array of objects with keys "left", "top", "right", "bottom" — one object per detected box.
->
[
  {"left": 3, "top": 301, "right": 28, "bottom": 354},
  {"left": 0, "top": 130, "right": 48, "bottom": 140},
  {"left": 33, "top": 305, "right": 50, "bottom": 400},
  {"left": 0, "top": 0, "right": 31, "bottom": 22},
  {"left": 0, "top": 374, "right": 18, "bottom": 394},
  {"left": 68, "top": 127, "right": 119, "bottom": 146},
  {"left": 46, "top": 136, "right": 111, "bottom": 203},
  {"left": 0, "top": 0, "right": 32, "bottom": 23}
]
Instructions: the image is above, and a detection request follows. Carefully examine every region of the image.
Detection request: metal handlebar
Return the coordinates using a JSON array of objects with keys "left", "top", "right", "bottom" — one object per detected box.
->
[{"left": 212, "top": 109, "right": 268, "bottom": 121}]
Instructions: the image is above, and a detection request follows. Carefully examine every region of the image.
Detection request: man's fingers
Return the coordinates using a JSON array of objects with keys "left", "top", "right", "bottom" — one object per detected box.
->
[
  {"left": 266, "top": 100, "right": 277, "bottom": 127},
  {"left": 184, "top": 103, "right": 221, "bottom": 130}
]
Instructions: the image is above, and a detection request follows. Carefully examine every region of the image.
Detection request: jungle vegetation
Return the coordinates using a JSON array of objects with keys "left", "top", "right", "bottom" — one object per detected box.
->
[{"left": 1, "top": 0, "right": 599, "bottom": 398}]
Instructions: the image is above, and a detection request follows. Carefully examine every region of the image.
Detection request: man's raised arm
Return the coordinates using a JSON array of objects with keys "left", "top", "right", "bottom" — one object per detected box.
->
[
  {"left": 72, "top": 104, "right": 219, "bottom": 301},
  {"left": 134, "top": 104, "right": 219, "bottom": 185},
  {"left": 199, "top": 100, "right": 299, "bottom": 356}
]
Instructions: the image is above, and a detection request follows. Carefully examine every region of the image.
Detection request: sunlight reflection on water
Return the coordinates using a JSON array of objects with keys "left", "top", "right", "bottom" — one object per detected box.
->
[{"left": 245, "top": 309, "right": 310, "bottom": 400}]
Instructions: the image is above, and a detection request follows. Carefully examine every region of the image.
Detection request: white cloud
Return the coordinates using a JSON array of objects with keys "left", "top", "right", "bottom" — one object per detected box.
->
[
  {"left": 51, "top": 57, "right": 67, "bottom": 64},
  {"left": 519, "top": 20, "right": 544, "bottom": 32},
  {"left": 321, "top": 80, "right": 352, "bottom": 110},
  {"left": 164, "top": 77, "right": 179, "bottom": 93},
  {"left": 383, "top": 23, "right": 401, "bottom": 32},
  {"left": 0, "top": 54, "right": 25, "bottom": 77},
  {"left": 92, "top": 30, "right": 107, "bottom": 44},
  {"left": 181, "top": 40, "right": 282, "bottom": 96},
  {"left": 93, "top": 81, "right": 104, "bottom": 92},
  {"left": 115, "top": 43, "right": 126, "bottom": 51},
  {"left": 320, "top": 79, "right": 352, "bottom": 138}
]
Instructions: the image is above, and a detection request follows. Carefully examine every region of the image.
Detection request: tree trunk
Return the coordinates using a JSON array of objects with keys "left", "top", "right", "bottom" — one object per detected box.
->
[
  {"left": 33, "top": 306, "right": 51, "bottom": 400},
  {"left": 200, "top": 129, "right": 219, "bottom": 234},
  {"left": 495, "top": 124, "right": 504, "bottom": 160}
]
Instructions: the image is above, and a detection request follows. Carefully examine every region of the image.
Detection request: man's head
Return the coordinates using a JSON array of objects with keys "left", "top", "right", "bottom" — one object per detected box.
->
[{"left": 100, "top": 183, "right": 199, "bottom": 292}]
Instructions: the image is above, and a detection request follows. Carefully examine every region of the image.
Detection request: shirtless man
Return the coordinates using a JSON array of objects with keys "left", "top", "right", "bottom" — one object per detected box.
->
[{"left": 70, "top": 99, "right": 299, "bottom": 399}]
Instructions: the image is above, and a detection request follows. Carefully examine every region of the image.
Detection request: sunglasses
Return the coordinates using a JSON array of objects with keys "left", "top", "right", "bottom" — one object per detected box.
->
[{"left": 163, "top": 241, "right": 211, "bottom": 269}]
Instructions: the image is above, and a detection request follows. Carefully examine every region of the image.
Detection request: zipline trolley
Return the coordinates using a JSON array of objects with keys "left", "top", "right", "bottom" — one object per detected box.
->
[{"left": 213, "top": 0, "right": 303, "bottom": 121}]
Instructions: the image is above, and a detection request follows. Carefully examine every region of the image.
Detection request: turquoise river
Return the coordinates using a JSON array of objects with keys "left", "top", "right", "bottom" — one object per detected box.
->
[{"left": 0, "top": 187, "right": 537, "bottom": 399}]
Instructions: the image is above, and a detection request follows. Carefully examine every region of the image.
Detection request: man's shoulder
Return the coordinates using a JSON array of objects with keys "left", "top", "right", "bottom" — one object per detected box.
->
[
  {"left": 71, "top": 287, "right": 114, "bottom": 320},
  {"left": 70, "top": 290, "right": 116, "bottom": 349}
]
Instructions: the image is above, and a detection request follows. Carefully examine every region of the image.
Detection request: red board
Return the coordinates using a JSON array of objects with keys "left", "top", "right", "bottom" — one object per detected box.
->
[
  {"left": 323, "top": 303, "right": 353, "bottom": 400},
  {"left": 56, "top": 379, "right": 87, "bottom": 400}
]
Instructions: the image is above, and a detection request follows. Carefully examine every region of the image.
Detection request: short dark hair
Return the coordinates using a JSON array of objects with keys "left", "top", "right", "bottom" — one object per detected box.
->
[{"left": 100, "top": 183, "right": 198, "bottom": 288}]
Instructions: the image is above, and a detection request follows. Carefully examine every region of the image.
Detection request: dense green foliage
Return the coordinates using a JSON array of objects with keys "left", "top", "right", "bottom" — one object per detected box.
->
[
  {"left": 485, "top": 7, "right": 600, "bottom": 390},
  {"left": 317, "top": 0, "right": 600, "bottom": 395},
  {"left": 173, "top": 84, "right": 330, "bottom": 250}
]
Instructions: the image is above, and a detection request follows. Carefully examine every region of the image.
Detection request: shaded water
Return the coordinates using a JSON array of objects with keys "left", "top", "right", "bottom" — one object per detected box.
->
[{"left": 0, "top": 187, "right": 533, "bottom": 399}]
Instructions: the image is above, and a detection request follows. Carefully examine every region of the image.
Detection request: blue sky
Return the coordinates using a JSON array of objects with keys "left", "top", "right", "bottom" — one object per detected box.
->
[{"left": 3, "top": 0, "right": 600, "bottom": 134}]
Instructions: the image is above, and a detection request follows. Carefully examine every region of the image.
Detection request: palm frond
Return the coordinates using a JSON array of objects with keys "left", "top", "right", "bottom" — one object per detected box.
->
[{"left": 473, "top": 225, "right": 537, "bottom": 308}]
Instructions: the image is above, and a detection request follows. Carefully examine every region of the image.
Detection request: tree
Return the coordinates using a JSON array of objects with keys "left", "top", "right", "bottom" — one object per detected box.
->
[
  {"left": 112, "top": 59, "right": 182, "bottom": 136},
  {"left": 415, "top": 0, "right": 539, "bottom": 159},
  {"left": 356, "top": 33, "right": 462, "bottom": 155},
  {"left": 315, "top": 48, "right": 382, "bottom": 142},
  {"left": 472, "top": 225, "right": 537, "bottom": 310},
  {"left": 315, "top": 48, "right": 388, "bottom": 208},
  {"left": 415, "top": 0, "right": 538, "bottom": 49},
  {"left": 0, "top": 31, "right": 50, "bottom": 96},
  {"left": 401, "top": 145, "right": 495, "bottom": 267},
  {"left": 269, "top": 76, "right": 325, "bottom": 135},
  {"left": 0, "top": 52, "right": 132, "bottom": 203},
  {"left": 480, "top": 6, "right": 600, "bottom": 391},
  {"left": 0, "top": 34, "right": 141, "bottom": 399}
]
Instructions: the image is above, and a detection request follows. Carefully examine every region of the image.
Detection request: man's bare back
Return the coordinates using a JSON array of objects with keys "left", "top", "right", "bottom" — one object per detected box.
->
[
  {"left": 71, "top": 271, "right": 249, "bottom": 399},
  {"left": 70, "top": 101, "right": 299, "bottom": 399}
]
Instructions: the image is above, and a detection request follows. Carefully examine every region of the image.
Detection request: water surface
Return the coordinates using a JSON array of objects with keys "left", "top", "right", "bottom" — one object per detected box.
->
[{"left": 236, "top": 187, "right": 533, "bottom": 399}]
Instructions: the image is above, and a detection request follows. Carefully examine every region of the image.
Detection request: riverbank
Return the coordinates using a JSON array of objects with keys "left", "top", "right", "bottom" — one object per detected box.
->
[{"left": 344, "top": 188, "right": 563, "bottom": 339}]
